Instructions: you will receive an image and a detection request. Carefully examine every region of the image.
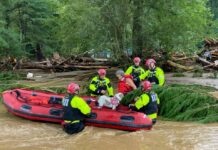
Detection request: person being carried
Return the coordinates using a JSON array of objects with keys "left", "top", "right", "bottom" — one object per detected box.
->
[
  {"left": 129, "top": 81, "right": 160, "bottom": 125},
  {"left": 97, "top": 93, "right": 124, "bottom": 110},
  {"left": 89, "top": 69, "right": 113, "bottom": 97},
  {"left": 116, "top": 69, "right": 137, "bottom": 95},
  {"left": 62, "top": 82, "right": 91, "bottom": 134},
  {"left": 139, "top": 58, "right": 165, "bottom": 87},
  {"left": 125, "top": 57, "right": 145, "bottom": 87}
]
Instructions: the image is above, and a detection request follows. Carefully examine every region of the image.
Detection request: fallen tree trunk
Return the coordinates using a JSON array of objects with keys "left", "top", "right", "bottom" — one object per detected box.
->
[
  {"left": 167, "top": 60, "right": 194, "bottom": 71},
  {"left": 61, "top": 62, "right": 110, "bottom": 66},
  {"left": 196, "top": 55, "right": 216, "bottom": 66},
  {"left": 20, "top": 63, "right": 109, "bottom": 70},
  {"left": 197, "top": 56, "right": 213, "bottom": 65},
  {"left": 32, "top": 61, "right": 50, "bottom": 64},
  {"left": 56, "top": 56, "right": 74, "bottom": 66},
  {"left": 171, "top": 56, "right": 195, "bottom": 62},
  {"left": 76, "top": 57, "right": 95, "bottom": 62},
  {"left": 62, "top": 65, "right": 109, "bottom": 70},
  {"left": 195, "top": 55, "right": 218, "bottom": 70}
]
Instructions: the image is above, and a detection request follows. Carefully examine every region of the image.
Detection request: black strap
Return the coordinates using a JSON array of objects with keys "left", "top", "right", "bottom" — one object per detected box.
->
[{"left": 13, "top": 90, "right": 28, "bottom": 103}]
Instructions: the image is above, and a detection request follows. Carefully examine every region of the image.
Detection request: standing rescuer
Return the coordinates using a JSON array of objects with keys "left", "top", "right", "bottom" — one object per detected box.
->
[
  {"left": 139, "top": 58, "right": 165, "bottom": 87},
  {"left": 62, "top": 82, "right": 91, "bottom": 134},
  {"left": 89, "top": 69, "right": 113, "bottom": 97},
  {"left": 129, "top": 81, "right": 160, "bottom": 125},
  {"left": 125, "top": 57, "right": 145, "bottom": 87}
]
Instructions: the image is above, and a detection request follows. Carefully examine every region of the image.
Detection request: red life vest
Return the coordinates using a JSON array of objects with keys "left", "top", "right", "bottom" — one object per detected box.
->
[{"left": 118, "top": 75, "right": 133, "bottom": 94}]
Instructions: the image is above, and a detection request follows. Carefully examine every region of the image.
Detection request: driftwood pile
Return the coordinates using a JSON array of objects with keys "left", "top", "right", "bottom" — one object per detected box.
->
[
  {"left": 1, "top": 39, "right": 218, "bottom": 72},
  {"left": 167, "top": 39, "right": 218, "bottom": 71},
  {"left": 167, "top": 52, "right": 196, "bottom": 71},
  {"left": 0, "top": 52, "right": 113, "bottom": 72},
  {"left": 197, "top": 39, "right": 218, "bottom": 69}
]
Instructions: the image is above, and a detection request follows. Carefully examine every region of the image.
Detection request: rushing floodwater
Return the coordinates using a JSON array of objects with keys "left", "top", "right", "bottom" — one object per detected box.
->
[{"left": 0, "top": 104, "right": 217, "bottom": 150}]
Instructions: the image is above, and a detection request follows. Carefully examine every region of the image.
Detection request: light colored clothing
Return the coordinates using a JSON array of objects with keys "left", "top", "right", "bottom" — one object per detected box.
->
[{"left": 98, "top": 93, "right": 123, "bottom": 110}]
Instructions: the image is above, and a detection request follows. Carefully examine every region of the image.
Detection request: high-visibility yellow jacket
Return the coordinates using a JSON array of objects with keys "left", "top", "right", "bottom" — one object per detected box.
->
[
  {"left": 139, "top": 67, "right": 165, "bottom": 86},
  {"left": 62, "top": 95, "right": 91, "bottom": 123},
  {"left": 125, "top": 65, "right": 145, "bottom": 79},
  {"left": 135, "top": 92, "right": 160, "bottom": 120},
  {"left": 89, "top": 76, "right": 113, "bottom": 97}
]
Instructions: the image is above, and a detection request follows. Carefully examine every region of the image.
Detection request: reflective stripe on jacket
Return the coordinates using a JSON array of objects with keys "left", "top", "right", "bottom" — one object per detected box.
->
[
  {"left": 135, "top": 92, "right": 160, "bottom": 119},
  {"left": 125, "top": 65, "right": 145, "bottom": 79},
  {"left": 62, "top": 95, "right": 91, "bottom": 123},
  {"left": 139, "top": 67, "right": 165, "bottom": 86},
  {"left": 89, "top": 76, "right": 113, "bottom": 96}
]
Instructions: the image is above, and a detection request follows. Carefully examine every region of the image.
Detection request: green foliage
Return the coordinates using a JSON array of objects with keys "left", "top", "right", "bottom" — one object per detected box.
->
[
  {"left": 120, "top": 87, "right": 143, "bottom": 106},
  {"left": 0, "top": 0, "right": 60, "bottom": 58},
  {"left": 10, "top": 0, "right": 59, "bottom": 56},
  {"left": 58, "top": 0, "right": 100, "bottom": 55},
  {"left": 0, "top": 28, "right": 22, "bottom": 57},
  {"left": 142, "top": 0, "right": 214, "bottom": 54},
  {"left": 156, "top": 84, "right": 218, "bottom": 123},
  {"left": 58, "top": 0, "right": 132, "bottom": 59},
  {"left": 208, "top": 0, "right": 218, "bottom": 20},
  {"left": 0, "top": 0, "right": 218, "bottom": 60},
  {"left": 0, "top": 72, "right": 23, "bottom": 80},
  {"left": 58, "top": 0, "right": 215, "bottom": 58},
  {"left": 0, "top": 1, "right": 22, "bottom": 57}
]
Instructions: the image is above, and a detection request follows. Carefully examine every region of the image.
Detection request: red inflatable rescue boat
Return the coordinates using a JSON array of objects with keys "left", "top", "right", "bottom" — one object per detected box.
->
[{"left": 2, "top": 89, "right": 153, "bottom": 131}]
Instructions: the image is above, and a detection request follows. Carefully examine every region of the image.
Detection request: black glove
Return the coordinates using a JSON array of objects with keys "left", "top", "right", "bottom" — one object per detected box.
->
[
  {"left": 128, "top": 104, "right": 134, "bottom": 108},
  {"left": 133, "top": 77, "right": 140, "bottom": 83},
  {"left": 86, "top": 112, "right": 97, "bottom": 119},
  {"left": 86, "top": 113, "right": 92, "bottom": 118},
  {"left": 128, "top": 104, "right": 137, "bottom": 111}
]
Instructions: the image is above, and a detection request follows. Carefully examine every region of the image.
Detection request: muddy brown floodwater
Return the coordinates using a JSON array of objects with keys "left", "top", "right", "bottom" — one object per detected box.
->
[
  {"left": 0, "top": 103, "right": 218, "bottom": 150},
  {"left": 1, "top": 70, "right": 218, "bottom": 150}
]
